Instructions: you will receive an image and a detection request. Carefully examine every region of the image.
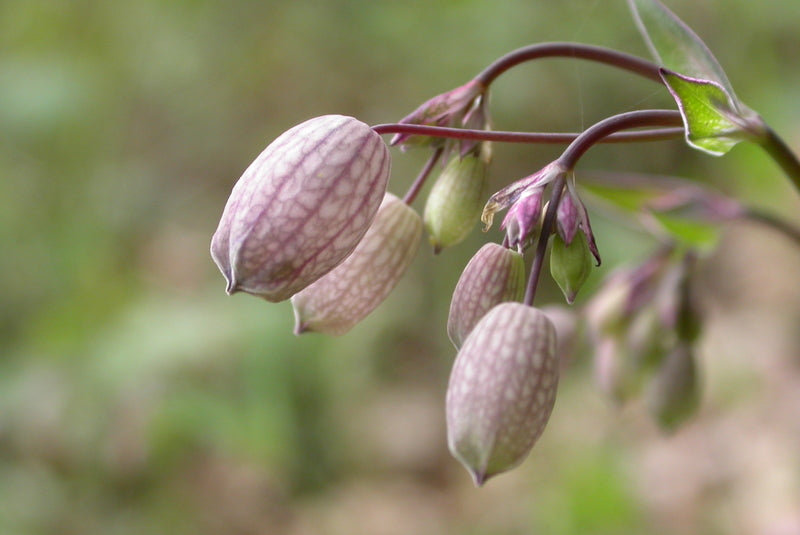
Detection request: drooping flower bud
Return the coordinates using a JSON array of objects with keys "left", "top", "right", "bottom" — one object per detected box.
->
[
  {"left": 592, "top": 336, "right": 639, "bottom": 403},
  {"left": 390, "top": 80, "right": 484, "bottom": 149},
  {"left": 291, "top": 193, "right": 422, "bottom": 336},
  {"left": 446, "top": 303, "right": 558, "bottom": 486},
  {"left": 557, "top": 177, "right": 601, "bottom": 265},
  {"left": 458, "top": 94, "right": 491, "bottom": 157},
  {"left": 210, "top": 115, "right": 391, "bottom": 302},
  {"left": 447, "top": 243, "right": 526, "bottom": 348},
  {"left": 646, "top": 342, "right": 700, "bottom": 431},
  {"left": 549, "top": 230, "right": 593, "bottom": 304},
  {"left": 584, "top": 246, "right": 704, "bottom": 413},
  {"left": 423, "top": 149, "right": 490, "bottom": 252}
]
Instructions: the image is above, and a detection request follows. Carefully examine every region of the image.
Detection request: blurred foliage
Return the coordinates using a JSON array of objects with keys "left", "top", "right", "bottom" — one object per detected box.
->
[{"left": 1, "top": 0, "right": 799, "bottom": 534}]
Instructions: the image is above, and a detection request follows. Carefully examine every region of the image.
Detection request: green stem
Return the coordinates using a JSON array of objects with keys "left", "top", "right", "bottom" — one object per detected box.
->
[
  {"left": 757, "top": 125, "right": 800, "bottom": 193},
  {"left": 475, "top": 42, "right": 664, "bottom": 87}
]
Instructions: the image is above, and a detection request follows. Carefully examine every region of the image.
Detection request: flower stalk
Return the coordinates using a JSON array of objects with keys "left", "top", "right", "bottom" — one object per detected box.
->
[{"left": 474, "top": 42, "right": 664, "bottom": 87}]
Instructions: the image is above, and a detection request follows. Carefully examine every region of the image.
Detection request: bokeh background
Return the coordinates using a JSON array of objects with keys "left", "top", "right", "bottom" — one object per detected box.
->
[{"left": 2, "top": 1, "right": 800, "bottom": 534}]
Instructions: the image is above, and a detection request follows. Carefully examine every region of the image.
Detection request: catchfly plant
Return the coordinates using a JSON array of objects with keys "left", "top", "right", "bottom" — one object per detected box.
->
[{"left": 211, "top": 0, "right": 800, "bottom": 485}]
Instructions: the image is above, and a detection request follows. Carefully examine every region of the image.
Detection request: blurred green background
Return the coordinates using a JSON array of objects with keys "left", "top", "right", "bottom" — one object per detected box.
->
[{"left": 2, "top": 1, "right": 800, "bottom": 534}]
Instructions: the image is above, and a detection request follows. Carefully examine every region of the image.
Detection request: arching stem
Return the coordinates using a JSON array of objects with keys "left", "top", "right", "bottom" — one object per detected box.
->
[
  {"left": 557, "top": 110, "right": 683, "bottom": 169},
  {"left": 521, "top": 110, "right": 683, "bottom": 307},
  {"left": 474, "top": 42, "right": 664, "bottom": 87},
  {"left": 757, "top": 125, "right": 800, "bottom": 193}
]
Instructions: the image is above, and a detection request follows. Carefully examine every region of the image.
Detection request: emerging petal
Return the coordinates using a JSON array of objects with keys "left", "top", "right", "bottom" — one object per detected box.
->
[
  {"left": 481, "top": 162, "right": 564, "bottom": 231},
  {"left": 501, "top": 186, "right": 545, "bottom": 252}
]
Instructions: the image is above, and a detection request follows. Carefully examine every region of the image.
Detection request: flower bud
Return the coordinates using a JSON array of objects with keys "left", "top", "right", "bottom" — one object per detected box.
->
[
  {"left": 592, "top": 337, "right": 639, "bottom": 403},
  {"left": 481, "top": 161, "right": 564, "bottom": 231},
  {"left": 390, "top": 80, "right": 484, "bottom": 149},
  {"left": 447, "top": 243, "right": 526, "bottom": 348},
  {"left": 446, "top": 303, "right": 558, "bottom": 486},
  {"left": 291, "top": 193, "right": 422, "bottom": 336},
  {"left": 558, "top": 179, "right": 601, "bottom": 265},
  {"left": 646, "top": 342, "right": 700, "bottom": 431},
  {"left": 210, "top": 115, "right": 391, "bottom": 302},
  {"left": 501, "top": 186, "right": 544, "bottom": 252},
  {"left": 549, "top": 231, "right": 593, "bottom": 304},
  {"left": 423, "top": 151, "right": 490, "bottom": 252}
]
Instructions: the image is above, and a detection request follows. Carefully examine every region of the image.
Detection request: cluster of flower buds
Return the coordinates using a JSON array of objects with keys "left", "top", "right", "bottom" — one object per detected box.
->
[
  {"left": 442, "top": 239, "right": 566, "bottom": 485},
  {"left": 209, "top": 86, "right": 715, "bottom": 486},
  {"left": 210, "top": 103, "right": 625, "bottom": 486},
  {"left": 204, "top": 0, "right": 800, "bottom": 489},
  {"left": 481, "top": 163, "right": 600, "bottom": 304},
  {"left": 584, "top": 246, "right": 701, "bottom": 429}
]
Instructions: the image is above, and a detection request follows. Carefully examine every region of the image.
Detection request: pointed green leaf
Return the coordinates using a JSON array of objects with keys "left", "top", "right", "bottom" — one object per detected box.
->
[
  {"left": 661, "top": 70, "right": 754, "bottom": 156},
  {"left": 627, "top": 0, "right": 736, "bottom": 100},
  {"left": 580, "top": 183, "right": 662, "bottom": 214},
  {"left": 651, "top": 213, "right": 719, "bottom": 250}
]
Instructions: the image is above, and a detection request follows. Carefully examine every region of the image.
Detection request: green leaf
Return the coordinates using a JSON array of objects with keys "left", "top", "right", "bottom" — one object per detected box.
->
[
  {"left": 627, "top": 0, "right": 736, "bottom": 99},
  {"left": 651, "top": 212, "right": 719, "bottom": 250},
  {"left": 580, "top": 183, "right": 662, "bottom": 214},
  {"left": 661, "top": 70, "right": 752, "bottom": 156}
]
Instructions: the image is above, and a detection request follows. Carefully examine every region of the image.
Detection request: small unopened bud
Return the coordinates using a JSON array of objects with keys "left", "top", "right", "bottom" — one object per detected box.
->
[
  {"left": 501, "top": 186, "right": 544, "bottom": 252},
  {"left": 291, "top": 193, "right": 422, "bottom": 336},
  {"left": 646, "top": 342, "right": 700, "bottom": 430},
  {"left": 210, "top": 115, "right": 391, "bottom": 302},
  {"left": 481, "top": 161, "right": 564, "bottom": 231},
  {"left": 423, "top": 151, "right": 490, "bottom": 252},
  {"left": 446, "top": 303, "right": 558, "bottom": 486},
  {"left": 390, "top": 80, "right": 484, "bottom": 149},
  {"left": 447, "top": 243, "right": 526, "bottom": 348},
  {"left": 549, "top": 231, "right": 593, "bottom": 304},
  {"left": 558, "top": 178, "right": 601, "bottom": 265},
  {"left": 593, "top": 337, "right": 639, "bottom": 403}
]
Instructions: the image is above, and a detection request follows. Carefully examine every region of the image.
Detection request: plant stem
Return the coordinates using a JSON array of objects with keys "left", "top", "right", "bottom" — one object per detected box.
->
[
  {"left": 371, "top": 123, "right": 683, "bottom": 145},
  {"left": 520, "top": 110, "right": 683, "bottom": 307},
  {"left": 757, "top": 125, "right": 800, "bottom": 193},
  {"left": 558, "top": 110, "right": 683, "bottom": 169},
  {"left": 744, "top": 208, "right": 800, "bottom": 247},
  {"left": 402, "top": 147, "right": 443, "bottom": 205},
  {"left": 474, "top": 42, "right": 664, "bottom": 87},
  {"left": 524, "top": 176, "right": 566, "bottom": 307}
]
